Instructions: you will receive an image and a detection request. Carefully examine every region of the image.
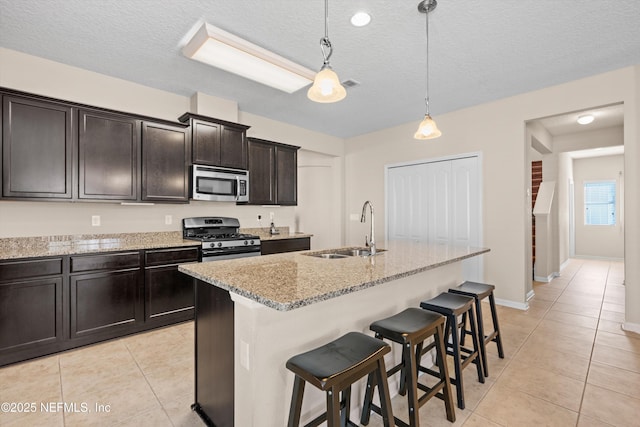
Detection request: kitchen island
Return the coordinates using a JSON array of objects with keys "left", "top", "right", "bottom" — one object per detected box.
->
[{"left": 179, "top": 241, "right": 489, "bottom": 426}]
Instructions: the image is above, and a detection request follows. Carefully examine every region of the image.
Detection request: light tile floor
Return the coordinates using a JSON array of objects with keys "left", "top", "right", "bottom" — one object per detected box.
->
[{"left": 1, "top": 258, "right": 638, "bottom": 426}]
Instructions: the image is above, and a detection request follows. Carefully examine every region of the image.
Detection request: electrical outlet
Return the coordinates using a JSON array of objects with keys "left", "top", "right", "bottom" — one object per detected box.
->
[
  {"left": 91, "top": 215, "right": 101, "bottom": 226},
  {"left": 270, "top": 212, "right": 274, "bottom": 221},
  {"left": 350, "top": 213, "right": 360, "bottom": 221},
  {"left": 165, "top": 215, "right": 172, "bottom": 225}
]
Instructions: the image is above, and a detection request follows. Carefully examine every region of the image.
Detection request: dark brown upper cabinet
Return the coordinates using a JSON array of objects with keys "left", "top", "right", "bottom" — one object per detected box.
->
[
  {"left": 141, "top": 121, "right": 190, "bottom": 203},
  {"left": 246, "top": 137, "right": 299, "bottom": 206},
  {"left": 2, "top": 95, "right": 74, "bottom": 199},
  {"left": 178, "top": 113, "right": 250, "bottom": 170},
  {"left": 78, "top": 109, "right": 140, "bottom": 201}
]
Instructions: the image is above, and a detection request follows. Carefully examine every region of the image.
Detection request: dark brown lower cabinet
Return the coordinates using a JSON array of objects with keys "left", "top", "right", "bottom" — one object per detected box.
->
[
  {"left": 0, "top": 246, "right": 199, "bottom": 367},
  {"left": 144, "top": 247, "right": 199, "bottom": 325},
  {"left": 260, "top": 237, "right": 311, "bottom": 255},
  {"left": 70, "top": 268, "right": 143, "bottom": 339},
  {"left": 0, "top": 257, "right": 64, "bottom": 366}
]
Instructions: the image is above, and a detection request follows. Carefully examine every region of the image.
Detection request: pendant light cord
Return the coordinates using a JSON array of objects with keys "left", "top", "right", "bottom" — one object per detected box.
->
[
  {"left": 320, "top": 0, "right": 333, "bottom": 65},
  {"left": 424, "top": 9, "right": 431, "bottom": 115}
]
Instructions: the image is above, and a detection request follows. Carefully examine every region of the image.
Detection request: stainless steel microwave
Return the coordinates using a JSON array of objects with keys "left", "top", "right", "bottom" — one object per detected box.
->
[{"left": 191, "top": 165, "right": 249, "bottom": 202}]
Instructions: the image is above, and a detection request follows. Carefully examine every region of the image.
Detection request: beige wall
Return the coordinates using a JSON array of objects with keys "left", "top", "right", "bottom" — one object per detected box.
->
[
  {"left": 0, "top": 48, "right": 344, "bottom": 248},
  {"left": 573, "top": 155, "right": 624, "bottom": 258},
  {"left": 344, "top": 67, "right": 638, "bottom": 308}
]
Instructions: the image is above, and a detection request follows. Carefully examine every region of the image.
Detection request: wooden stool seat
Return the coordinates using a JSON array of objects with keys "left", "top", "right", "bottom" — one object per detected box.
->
[
  {"left": 286, "top": 332, "right": 394, "bottom": 427},
  {"left": 361, "top": 308, "right": 455, "bottom": 427},
  {"left": 449, "top": 281, "right": 504, "bottom": 377},
  {"left": 420, "top": 293, "right": 484, "bottom": 410}
]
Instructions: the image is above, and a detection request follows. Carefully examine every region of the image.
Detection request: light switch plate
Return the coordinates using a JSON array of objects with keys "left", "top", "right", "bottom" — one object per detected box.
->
[
  {"left": 165, "top": 215, "right": 172, "bottom": 225},
  {"left": 91, "top": 215, "right": 100, "bottom": 226},
  {"left": 349, "top": 213, "right": 360, "bottom": 221}
]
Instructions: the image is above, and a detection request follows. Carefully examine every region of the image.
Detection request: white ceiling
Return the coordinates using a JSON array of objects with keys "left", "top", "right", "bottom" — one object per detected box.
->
[{"left": 1, "top": 0, "right": 639, "bottom": 138}]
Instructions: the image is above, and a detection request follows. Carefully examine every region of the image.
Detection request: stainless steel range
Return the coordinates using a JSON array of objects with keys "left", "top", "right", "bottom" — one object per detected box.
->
[{"left": 182, "top": 217, "right": 261, "bottom": 261}]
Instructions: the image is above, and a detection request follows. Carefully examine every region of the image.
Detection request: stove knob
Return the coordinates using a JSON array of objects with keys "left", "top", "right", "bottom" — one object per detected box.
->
[
  {"left": 217, "top": 242, "right": 222, "bottom": 248},
  {"left": 244, "top": 240, "right": 248, "bottom": 246},
  {"left": 250, "top": 240, "right": 255, "bottom": 245}
]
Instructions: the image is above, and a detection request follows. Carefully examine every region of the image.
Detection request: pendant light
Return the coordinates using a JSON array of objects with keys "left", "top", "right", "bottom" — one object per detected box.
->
[
  {"left": 307, "top": 0, "right": 347, "bottom": 103},
  {"left": 414, "top": 0, "right": 442, "bottom": 139}
]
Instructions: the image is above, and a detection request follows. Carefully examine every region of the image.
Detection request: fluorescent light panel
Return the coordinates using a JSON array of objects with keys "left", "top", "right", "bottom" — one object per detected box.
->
[{"left": 182, "top": 23, "right": 315, "bottom": 93}]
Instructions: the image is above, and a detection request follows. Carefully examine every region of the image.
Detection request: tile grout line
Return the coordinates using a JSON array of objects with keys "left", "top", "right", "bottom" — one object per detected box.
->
[
  {"left": 573, "top": 260, "right": 610, "bottom": 427},
  {"left": 122, "top": 341, "right": 176, "bottom": 427}
]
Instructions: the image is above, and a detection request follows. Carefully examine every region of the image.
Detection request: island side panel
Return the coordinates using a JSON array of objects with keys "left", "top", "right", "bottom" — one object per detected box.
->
[
  {"left": 194, "top": 279, "right": 234, "bottom": 427},
  {"left": 232, "top": 261, "right": 463, "bottom": 426}
]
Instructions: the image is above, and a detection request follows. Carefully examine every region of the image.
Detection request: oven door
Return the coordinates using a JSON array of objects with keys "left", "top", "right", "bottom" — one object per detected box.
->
[
  {"left": 201, "top": 247, "right": 261, "bottom": 262},
  {"left": 192, "top": 165, "right": 249, "bottom": 202}
]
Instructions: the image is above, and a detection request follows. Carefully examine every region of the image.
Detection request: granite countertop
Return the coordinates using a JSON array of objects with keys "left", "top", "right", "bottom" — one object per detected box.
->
[
  {"left": 179, "top": 241, "right": 490, "bottom": 311},
  {"left": 0, "top": 231, "right": 200, "bottom": 260}
]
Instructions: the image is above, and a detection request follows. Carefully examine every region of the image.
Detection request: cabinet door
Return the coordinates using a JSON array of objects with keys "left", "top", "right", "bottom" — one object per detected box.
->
[
  {"left": 0, "top": 277, "right": 63, "bottom": 356},
  {"left": 141, "top": 122, "right": 190, "bottom": 202},
  {"left": 144, "top": 247, "right": 198, "bottom": 324},
  {"left": 275, "top": 145, "right": 298, "bottom": 206},
  {"left": 192, "top": 119, "right": 221, "bottom": 165},
  {"left": 70, "top": 268, "right": 143, "bottom": 339},
  {"left": 247, "top": 139, "right": 276, "bottom": 205},
  {"left": 2, "top": 95, "right": 73, "bottom": 198},
  {"left": 220, "top": 126, "right": 247, "bottom": 169},
  {"left": 145, "top": 265, "right": 195, "bottom": 323},
  {"left": 78, "top": 109, "right": 139, "bottom": 200}
]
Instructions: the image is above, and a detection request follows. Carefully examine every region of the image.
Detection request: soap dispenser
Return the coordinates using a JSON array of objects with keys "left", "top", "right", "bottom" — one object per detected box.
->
[{"left": 269, "top": 212, "right": 279, "bottom": 235}]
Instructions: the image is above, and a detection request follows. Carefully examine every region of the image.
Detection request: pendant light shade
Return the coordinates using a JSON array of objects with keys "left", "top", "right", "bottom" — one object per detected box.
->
[
  {"left": 414, "top": 0, "right": 441, "bottom": 140},
  {"left": 414, "top": 114, "right": 442, "bottom": 139},
  {"left": 308, "top": 64, "right": 346, "bottom": 102},
  {"left": 308, "top": 0, "right": 346, "bottom": 103}
]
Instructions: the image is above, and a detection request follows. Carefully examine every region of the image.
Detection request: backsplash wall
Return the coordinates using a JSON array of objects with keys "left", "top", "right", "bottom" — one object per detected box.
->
[{"left": 0, "top": 200, "right": 297, "bottom": 238}]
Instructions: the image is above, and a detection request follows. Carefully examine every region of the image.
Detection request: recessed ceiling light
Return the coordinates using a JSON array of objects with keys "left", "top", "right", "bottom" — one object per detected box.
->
[
  {"left": 577, "top": 114, "right": 594, "bottom": 125},
  {"left": 351, "top": 12, "right": 371, "bottom": 27},
  {"left": 182, "top": 23, "right": 315, "bottom": 93}
]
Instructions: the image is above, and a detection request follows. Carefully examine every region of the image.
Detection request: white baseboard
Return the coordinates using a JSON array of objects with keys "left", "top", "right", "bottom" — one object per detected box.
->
[
  {"left": 533, "top": 272, "right": 559, "bottom": 283},
  {"left": 573, "top": 255, "right": 624, "bottom": 262},
  {"left": 526, "top": 290, "right": 535, "bottom": 301},
  {"left": 622, "top": 322, "right": 640, "bottom": 335},
  {"left": 494, "top": 297, "right": 529, "bottom": 311}
]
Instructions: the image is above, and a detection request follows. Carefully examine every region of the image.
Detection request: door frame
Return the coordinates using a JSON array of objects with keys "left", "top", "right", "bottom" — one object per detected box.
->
[{"left": 384, "top": 151, "right": 484, "bottom": 279}]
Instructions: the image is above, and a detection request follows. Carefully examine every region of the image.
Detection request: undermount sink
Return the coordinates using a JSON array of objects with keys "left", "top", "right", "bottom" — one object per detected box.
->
[
  {"left": 305, "top": 247, "right": 386, "bottom": 259},
  {"left": 311, "top": 253, "right": 350, "bottom": 259}
]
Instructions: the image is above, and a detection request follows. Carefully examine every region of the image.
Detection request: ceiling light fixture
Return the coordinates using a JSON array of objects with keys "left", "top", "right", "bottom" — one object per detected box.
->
[
  {"left": 307, "top": 0, "right": 347, "bottom": 103},
  {"left": 182, "top": 23, "right": 315, "bottom": 93},
  {"left": 414, "top": 0, "right": 442, "bottom": 140},
  {"left": 577, "top": 114, "right": 594, "bottom": 125},
  {"left": 351, "top": 11, "right": 371, "bottom": 27}
]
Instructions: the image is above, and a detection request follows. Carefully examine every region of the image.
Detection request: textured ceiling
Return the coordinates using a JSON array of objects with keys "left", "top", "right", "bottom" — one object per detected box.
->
[{"left": 1, "top": 0, "right": 639, "bottom": 138}]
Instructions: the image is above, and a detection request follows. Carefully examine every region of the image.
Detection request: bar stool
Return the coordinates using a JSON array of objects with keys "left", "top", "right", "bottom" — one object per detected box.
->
[
  {"left": 420, "top": 293, "right": 484, "bottom": 410},
  {"left": 286, "top": 331, "right": 394, "bottom": 427},
  {"left": 449, "top": 281, "right": 504, "bottom": 378},
  {"left": 360, "top": 308, "right": 456, "bottom": 427}
]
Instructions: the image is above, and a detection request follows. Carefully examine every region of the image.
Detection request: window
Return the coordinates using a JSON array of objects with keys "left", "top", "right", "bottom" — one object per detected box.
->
[{"left": 584, "top": 181, "right": 616, "bottom": 225}]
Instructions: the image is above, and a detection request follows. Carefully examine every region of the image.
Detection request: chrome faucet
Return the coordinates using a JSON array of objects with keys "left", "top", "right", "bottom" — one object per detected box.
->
[{"left": 360, "top": 200, "right": 376, "bottom": 255}]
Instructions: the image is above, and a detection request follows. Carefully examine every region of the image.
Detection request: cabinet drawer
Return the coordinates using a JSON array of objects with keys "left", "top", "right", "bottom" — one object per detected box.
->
[
  {"left": 144, "top": 247, "right": 199, "bottom": 266},
  {"left": 70, "top": 252, "right": 140, "bottom": 273},
  {"left": 261, "top": 238, "right": 310, "bottom": 255},
  {"left": 0, "top": 258, "right": 63, "bottom": 282}
]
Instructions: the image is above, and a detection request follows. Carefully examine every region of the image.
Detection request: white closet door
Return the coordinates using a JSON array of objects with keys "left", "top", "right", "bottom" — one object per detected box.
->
[
  {"left": 451, "top": 157, "right": 481, "bottom": 280},
  {"left": 387, "top": 156, "right": 481, "bottom": 281},
  {"left": 387, "top": 164, "right": 428, "bottom": 241},
  {"left": 427, "top": 161, "right": 452, "bottom": 245}
]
